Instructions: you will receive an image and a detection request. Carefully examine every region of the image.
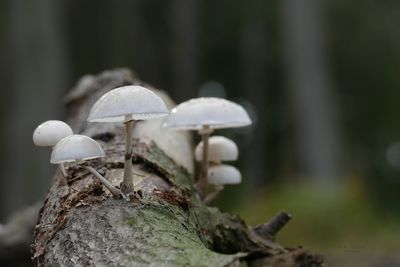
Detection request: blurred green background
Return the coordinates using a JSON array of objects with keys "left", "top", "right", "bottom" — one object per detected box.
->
[{"left": 1, "top": 0, "right": 400, "bottom": 265}]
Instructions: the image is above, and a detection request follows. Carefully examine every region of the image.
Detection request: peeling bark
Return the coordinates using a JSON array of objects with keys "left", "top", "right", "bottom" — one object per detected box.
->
[{"left": 32, "top": 69, "right": 323, "bottom": 267}]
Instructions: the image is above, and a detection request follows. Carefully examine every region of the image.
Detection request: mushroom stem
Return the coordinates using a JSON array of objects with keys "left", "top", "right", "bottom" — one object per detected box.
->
[
  {"left": 121, "top": 115, "right": 135, "bottom": 194},
  {"left": 203, "top": 185, "right": 224, "bottom": 205},
  {"left": 60, "top": 162, "right": 68, "bottom": 177},
  {"left": 197, "top": 125, "right": 212, "bottom": 196},
  {"left": 58, "top": 162, "right": 69, "bottom": 186},
  {"left": 84, "top": 166, "right": 123, "bottom": 198}
]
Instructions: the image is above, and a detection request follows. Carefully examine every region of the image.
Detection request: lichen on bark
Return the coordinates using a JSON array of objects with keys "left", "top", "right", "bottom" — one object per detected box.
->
[{"left": 32, "top": 68, "right": 323, "bottom": 267}]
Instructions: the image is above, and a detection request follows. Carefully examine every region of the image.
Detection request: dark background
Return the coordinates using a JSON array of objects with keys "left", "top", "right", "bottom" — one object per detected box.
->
[{"left": 1, "top": 0, "right": 399, "bottom": 265}]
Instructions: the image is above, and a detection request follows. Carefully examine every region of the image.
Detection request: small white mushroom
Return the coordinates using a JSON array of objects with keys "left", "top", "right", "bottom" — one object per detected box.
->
[
  {"left": 207, "top": 164, "right": 242, "bottom": 185},
  {"left": 87, "top": 85, "right": 169, "bottom": 194},
  {"left": 195, "top": 136, "right": 238, "bottom": 163},
  {"left": 51, "top": 135, "right": 122, "bottom": 198},
  {"left": 33, "top": 120, "right": 73, "bottom": 177},
  {"left": 163, "top": 97, "right": 251, "bottom": 195},
  {"left": 204, "top": 164, "right": 242, "bottom": 204}
]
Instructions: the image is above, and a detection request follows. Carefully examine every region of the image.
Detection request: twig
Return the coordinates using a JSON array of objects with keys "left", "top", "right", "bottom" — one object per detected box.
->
[{"left": 254, "top": 211, "right": 292, "bottom": 240}]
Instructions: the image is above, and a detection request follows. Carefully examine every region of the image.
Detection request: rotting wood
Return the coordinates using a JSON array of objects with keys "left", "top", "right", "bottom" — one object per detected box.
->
[{"left": 32, "top": 68, "right": 324, "bottom": 267}]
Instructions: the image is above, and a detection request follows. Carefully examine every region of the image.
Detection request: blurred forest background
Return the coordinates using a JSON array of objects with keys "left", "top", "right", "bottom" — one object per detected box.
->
[{"left": 1, "top": 0, "right": 400, "bottom": 265}]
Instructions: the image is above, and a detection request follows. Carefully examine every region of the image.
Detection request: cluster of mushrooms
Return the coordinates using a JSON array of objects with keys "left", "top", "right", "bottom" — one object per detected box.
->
[{"left": 33, "top": 85, "right": 252, "bottom": 202}]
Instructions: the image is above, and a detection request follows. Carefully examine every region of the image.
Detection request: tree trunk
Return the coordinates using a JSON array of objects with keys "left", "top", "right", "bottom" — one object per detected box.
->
[
  {"left": 2, "top": 0, "right": 68, "bottom": 220},
  {"left": 240, "top": 15, "right": 270, "bottom": 188},
  {"left": 32, "top": 68, "right": 323, "bottom": 267},
  {"left": 281, "top": 0, "right": 342, "bottom": 186},
  {"left": 168, "top": 0, "right": 202, "bottom": 102}
]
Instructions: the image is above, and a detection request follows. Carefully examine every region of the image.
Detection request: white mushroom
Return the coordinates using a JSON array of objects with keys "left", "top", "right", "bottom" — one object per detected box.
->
[
  {"left": 163, "top": 97, "right": 251, "bottom": 194},
  {"left": 87, "top": 85, "right": 169, "bottom": 194},
  {"left": 33, "top": 120, "right": 73, "bottom": 177},
  {"left": 203, "top": 164, "right": 242, "bottom": 204},
  {"left": 207, "top": 164, "right": 242, "bottom": 185},
  {"left": 195, "top": 136, "right": 238, "bottom": 163},
  {"left": 51, "top": 135, "right": 122, "bottom": 198}
]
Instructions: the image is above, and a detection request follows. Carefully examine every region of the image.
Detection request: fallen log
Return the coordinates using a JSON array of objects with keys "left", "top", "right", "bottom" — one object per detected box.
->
[{"left": 32, "top": 68, "right": 323, "bottom": 267}]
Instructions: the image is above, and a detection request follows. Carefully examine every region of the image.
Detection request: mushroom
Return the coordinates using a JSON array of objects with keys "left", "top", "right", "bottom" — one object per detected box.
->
[
  {"left": 51, "top": 134, "right": 123, "bottom": 198},
  {"left": 163, "top": 97, "right": 251, "bottom": 194},
  {"left": 203, "top": 164, "right": 242, "bottom": 204},
  {"left": 195, "top": 136, "right": 238, "bottom": 164},
  {"left": 87, "top": 85, "right": 169, "bottom": 194},
  {"left": 33, "top": 120, "right": 73, "bottom": 177}
]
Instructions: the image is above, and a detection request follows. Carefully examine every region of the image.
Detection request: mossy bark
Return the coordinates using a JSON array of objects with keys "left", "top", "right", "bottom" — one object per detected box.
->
[{"left": 32, "top": 69, "right": 323, "bottom": 267}]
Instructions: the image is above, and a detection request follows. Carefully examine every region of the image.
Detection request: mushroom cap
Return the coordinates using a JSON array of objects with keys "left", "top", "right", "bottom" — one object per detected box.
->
[
  {"left": 163, "top": 97, "right": 252, "bottom": 130},
  {"left": 87, "top": 85, "right": 169, "bottom": 122},
  {"left": 207, "top": 165, "right": 241, "bottom": 185},
  {"left": 33, "top": 120, "right": 73, "bottom": 147},
  {"left": 195, "top": 136, "right": 238, "bottom": 162},
  {"left": 50, "top": 135, "right": 105, "bottom": 164}
]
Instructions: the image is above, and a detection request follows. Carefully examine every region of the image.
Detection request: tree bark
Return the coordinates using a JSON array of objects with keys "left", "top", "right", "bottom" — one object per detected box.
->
[{"left": 32, "top": 68, "right": 323, "bottom": 267}]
